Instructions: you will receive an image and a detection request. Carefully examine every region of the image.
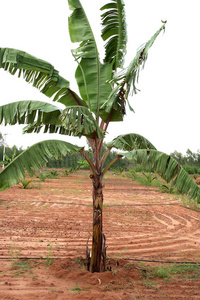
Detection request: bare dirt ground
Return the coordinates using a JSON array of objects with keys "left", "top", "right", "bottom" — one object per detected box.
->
[{"left": 0, "top": 170, "right": 199, "bottom": 299}]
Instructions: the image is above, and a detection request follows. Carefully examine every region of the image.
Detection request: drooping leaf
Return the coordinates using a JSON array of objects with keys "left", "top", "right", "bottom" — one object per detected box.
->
[
  {"left": 123, "top": 149, "right": 200, "bottom": 202},
  {"left": 23, "top": 123, "right": 70, "bottom": 135},
  {"left": 68, "top": 0, "right": 112, "bottom": 119},
  {"left": 101, "top": 22, "right": 166, "bottom": 119},
  {"left": 24, "top": 106, "right": 104, "bottom": 139},
  {"left": 124, "top": 22, "right": 166, "bottom": 96},
  {"left": 107, "top": 133, "right": 156, "bottom": 151},
  {"left": 0, "top": 48, "right": 86, "bottom": 107},
  {"left": 101, "top": 0, "right": 127, "bottom": 70},
  {"left": 0, "top": 140, "right": 82, "bottom": 191},
  {"left": 60, "top": 106, "right": 104, "bottom": 139},
  {"left": 0, "top": 100, "right": 62, "bottom": 126},
  {"left": 99, "top": 82, "right": 126, "bottom": 121},
  {"left": 0, "top": 100, "right": 104, "bottom": 139}
]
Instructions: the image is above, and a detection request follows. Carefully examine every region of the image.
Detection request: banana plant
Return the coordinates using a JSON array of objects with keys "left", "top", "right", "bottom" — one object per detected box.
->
[{"left": 0, "top": 0, "right": 199, "bottom": 272}]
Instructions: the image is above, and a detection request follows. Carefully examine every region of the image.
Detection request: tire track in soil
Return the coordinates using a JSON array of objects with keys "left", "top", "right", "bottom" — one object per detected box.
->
[{"left": 0, "top": 190, "right": 199, "bottom": 262}]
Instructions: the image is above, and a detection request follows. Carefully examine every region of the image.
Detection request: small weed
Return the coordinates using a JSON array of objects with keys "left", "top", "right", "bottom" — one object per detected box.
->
[
  {"left": 74, "top": 256, "right": 85, "bottom": 271},
  {"left": 104, "top": 284, "right": 111, "bottom": 291},
  {"left": 45, "top": 244, "right": 54, "bottom": 267},
  {"left": 11, "top": 260, "right": 33, "bottom": 277},
  {"left": 71, "top": 282, "right": 82, "bottom": 294},
  {"left": 32, "top": 274, "right": 39, "bottom": 281},
  {"left": 7, "top": 245, "right": 35, "bottom": 277}
]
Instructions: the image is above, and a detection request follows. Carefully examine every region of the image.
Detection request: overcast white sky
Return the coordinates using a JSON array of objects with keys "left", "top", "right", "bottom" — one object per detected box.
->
[{"left": 0, "top": 0, "right": 199, "bottom": 155}]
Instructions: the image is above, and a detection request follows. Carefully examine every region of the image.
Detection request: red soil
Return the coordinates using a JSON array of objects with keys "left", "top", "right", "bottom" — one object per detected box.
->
[{"left": 0, "top": 170, "right": 199, "bottom": 299}]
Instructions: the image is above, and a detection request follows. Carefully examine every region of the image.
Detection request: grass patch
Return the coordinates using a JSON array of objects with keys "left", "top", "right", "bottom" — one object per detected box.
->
[
  {"left": 144, "top": 280, "right": 158, "bottom": 290},
  {"left": 179, "top": 195, "right": 199, "bottom": 211},
  {"left": 140, "top": 263, "right": 200, "bottom": 281}
]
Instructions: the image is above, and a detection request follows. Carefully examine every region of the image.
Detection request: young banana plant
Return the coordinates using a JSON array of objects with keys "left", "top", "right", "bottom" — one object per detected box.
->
[{"left": 0, "top": 0, "right": 199, "bottom": 272}]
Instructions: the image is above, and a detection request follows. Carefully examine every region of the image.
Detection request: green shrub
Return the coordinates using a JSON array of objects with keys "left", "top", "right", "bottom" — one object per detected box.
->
[
  {"left": 36, "top": 171, "right": 48, "bottom": 182},
  {"left": 133, "top": 172, "right": 159, "bottom": 187},
  {"left": 77, "top": 159, "right": 90, "bottom": 170},
  {"left": 183, "top": 164, "right": 200, "bottom": 174},
  {"left": 19, "top": 178, "right": 32, "bottom": 189},
  {"left": 48, "top": 169, "right": 59, "bottom": 178},
  {"left": 64, "top": 169, "right": 69, "bottom": 176},
  {"left": 110, "top": 166, "right": 127, "bottom": 174},
  {"left": 159, "top": 183, "right": 179, "bottom": 194}
]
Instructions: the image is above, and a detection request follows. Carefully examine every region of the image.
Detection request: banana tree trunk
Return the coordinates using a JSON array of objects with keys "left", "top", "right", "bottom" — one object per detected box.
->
[
  {"left": 89, "top": 173, "right": 104, "bottom": 272},
  {"left": 83, "top": 138, "right": 106, "bottom": 273}
]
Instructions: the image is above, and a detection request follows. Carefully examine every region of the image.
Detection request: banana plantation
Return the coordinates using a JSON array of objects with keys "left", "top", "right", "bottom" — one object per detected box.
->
[{"left": 0, "top": 0, "right": 199, "bottom": 273}]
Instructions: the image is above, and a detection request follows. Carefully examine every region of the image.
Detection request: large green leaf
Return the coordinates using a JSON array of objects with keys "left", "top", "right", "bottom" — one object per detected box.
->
[
  {"left": 99, "top": 83, "right": 126, "bottom": 122},
  {"left": 102, "top": 22, "right": 166, "bottom": 117},
  {"left": 0, "top": 140, "right": 82, "bottom": 191},
  {"left": 24, "top": 106, "right": 104, "bottom": 139},
  {"left": 60, "top": 106, "right": 104, "bottom": 139},
  {"left": 101, "top": 0, "right": 127, "bottom": 70},
  {"left": 68, "top": 0, "right": 112, "bottom": 120},
  {"left": 0, "top": 100, "right": 62, "bottom": 126},
  {"left": 0, "top": 101, "right": 104, "bottom": 139},
  {"left": 123, "top": 22, "right": 166, "bottom": 96},
  {"left": 123, "top": 149, "right": 200, "bottom": 202},
  {"left": 0, "top": 48, "right": 86, "bottom": 107},
  {"left": 107, "top": 133, "right": 156, "bottom": 151}
]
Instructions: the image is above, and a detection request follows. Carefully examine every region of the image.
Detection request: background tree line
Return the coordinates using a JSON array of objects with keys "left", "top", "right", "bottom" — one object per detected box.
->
[
  {"left": 170, "top": 149, "right": 200, "bottom": 174},
  {"left": 0, "top": 133, "right": 24, "bottom": 166},
  {"left": 0, "top": 133, "right": 128, "bottom": 170},
  {"left": 1, "top": 133, "right": 200, "bottom": 173}
]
